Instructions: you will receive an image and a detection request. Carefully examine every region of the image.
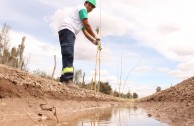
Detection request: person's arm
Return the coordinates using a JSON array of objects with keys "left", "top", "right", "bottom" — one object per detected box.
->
[
  {"left": 82, "top": 28, "right": 99, "bottom": 45},
  {"left": 79, "top": 8, "right": 97, "bottom": 38},
  {"left": 82, "top": 28, "right": 94, "bottom": 42},
  {"left": 81, "top": 18, "right": 96, "bottom": 38}
]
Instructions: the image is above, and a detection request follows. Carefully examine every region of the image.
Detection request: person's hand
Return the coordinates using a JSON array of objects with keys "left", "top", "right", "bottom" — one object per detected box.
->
[
  {"left": 95, "top": 34, "right": 101, "bottom": 41},
  {"left": 93, "top": 39, "right": 100, "bottom": 45}
]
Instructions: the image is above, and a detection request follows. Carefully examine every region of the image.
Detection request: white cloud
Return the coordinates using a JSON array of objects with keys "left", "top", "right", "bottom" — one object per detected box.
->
[
  {"left": 74, "top": 34, "right": 112, "bottom": 62},
  {"left": 48, "top": 7, "right": 130, "bottom": 37},
  {"left": 90, "top": 69, "right": 109, "bottom": 76},
  {"left": 48, "top": 0, "right": 194, "bottom": 64},
  {"left": 114, "top": 0, "right": 194, "bottom": 79},
  {"left": 43, "top": 0, "right": 194, "bottom": 64},
  {"left": 9, "top": 30, "right": 61, "bottom": 76},
  {"left": 0, "top": 1, "right": 41, "bottom": 28},
  {"left": 157, "top": 61, "right": 194, "bottom": 80},
  {"left": 48, "top": 7, "right": 72, "bottom": 36},
  {"left": 38, "top": 0, "right": 80, "bottom": 9},
  {"left": 134, "top": 66, "right": 152, "bottom": 74},
  {"left": 125, "top": 0, "right": 194, "bottom": 61},
  {"left": 89, "top": 8, "right": 130, "bottom": 36},
  {"left": 10, "top": 30, "right": 59, "bottom": 57}
]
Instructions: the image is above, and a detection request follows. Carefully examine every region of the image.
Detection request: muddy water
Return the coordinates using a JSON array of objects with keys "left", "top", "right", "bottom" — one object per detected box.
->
[{"left": 63, "top": 104, "right": 169, "bottom": 126}]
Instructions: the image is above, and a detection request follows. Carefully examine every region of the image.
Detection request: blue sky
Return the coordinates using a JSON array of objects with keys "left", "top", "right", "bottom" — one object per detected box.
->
[{"left": 1, "top": 0, "right": 194, "bottom": 97}]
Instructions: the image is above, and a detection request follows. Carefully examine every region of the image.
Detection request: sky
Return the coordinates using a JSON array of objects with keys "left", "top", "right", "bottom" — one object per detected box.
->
[{"left": 1, "top": 0, "right": 194, "bottom": 97}]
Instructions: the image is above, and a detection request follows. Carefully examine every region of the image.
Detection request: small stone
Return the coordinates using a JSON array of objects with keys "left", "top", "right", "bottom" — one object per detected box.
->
[
  {"left": 1, "top": 102, "right": 6, "bottom": 106},
  {"left": 62, "top": 122, "right": 68, "bottom": 125},
  {"left": 41, "top": 116, "right": 47, "bottom": 121},
  {"left": 147, "top": 114, "right": 152, "bottom": 117},
  {"left": 187, "top": 103, "right": 192, "bottom": 106},
  {"left": 12, "top": 80, "right": 17, "bottom": 85},
  {"left": 38, "top": 113, "right": 42, "bottom": 116}
]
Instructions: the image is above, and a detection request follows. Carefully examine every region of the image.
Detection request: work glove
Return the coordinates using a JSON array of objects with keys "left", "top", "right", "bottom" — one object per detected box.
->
[{"left": 93, "top": 39, "right": 100, "bottom": 45}]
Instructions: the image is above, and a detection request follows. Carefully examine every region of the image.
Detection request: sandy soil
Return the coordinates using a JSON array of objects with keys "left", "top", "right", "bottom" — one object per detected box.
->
[
  {"left": 139, "top": 77, "right": 194, "bottom": 126},
  {"left": 0, "top": 64, "right": 128, "bottom": 126}
]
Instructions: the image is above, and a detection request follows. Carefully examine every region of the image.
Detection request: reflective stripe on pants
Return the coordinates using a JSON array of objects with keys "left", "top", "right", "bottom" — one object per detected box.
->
[{"left": 62, "top": 67, "right": 74, "bottom": 75}]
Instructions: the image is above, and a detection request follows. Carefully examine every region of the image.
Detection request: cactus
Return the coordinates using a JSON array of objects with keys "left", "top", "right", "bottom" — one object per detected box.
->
[{"left": 18, "top": 36, "right": 26, "bottom": 70}]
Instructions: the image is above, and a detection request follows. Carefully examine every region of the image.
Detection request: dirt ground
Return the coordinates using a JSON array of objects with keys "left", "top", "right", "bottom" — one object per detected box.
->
[
  {"left": 1, "top": 64, "right": 194, "bottom": 126},
  {"left": 139, "top": 76, "right": 194, "bottom": 126},
  {"left": 0, "top": 64, "right": 128, "bottom": 126}
]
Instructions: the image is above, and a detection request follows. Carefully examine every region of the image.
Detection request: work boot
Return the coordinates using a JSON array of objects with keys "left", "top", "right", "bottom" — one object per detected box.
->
[{"left": 65, "top": 80, "right": 79, "bottom": 88}]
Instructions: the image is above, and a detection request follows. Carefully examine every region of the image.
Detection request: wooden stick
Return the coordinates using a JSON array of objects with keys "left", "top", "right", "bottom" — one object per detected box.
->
[{"left": 52, "top": 55, "right": 56, "bottom": 80}]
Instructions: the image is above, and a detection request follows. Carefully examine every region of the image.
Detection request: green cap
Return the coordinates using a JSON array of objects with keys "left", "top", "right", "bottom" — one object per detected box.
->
[{"left": 85, "top": 0, "right": 96, "bottom": 8}]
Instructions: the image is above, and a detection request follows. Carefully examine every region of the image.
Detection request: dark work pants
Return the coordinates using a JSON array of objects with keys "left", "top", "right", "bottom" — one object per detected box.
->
[{"left": 58, "top": 29, "right": 75, "bottom": 82}]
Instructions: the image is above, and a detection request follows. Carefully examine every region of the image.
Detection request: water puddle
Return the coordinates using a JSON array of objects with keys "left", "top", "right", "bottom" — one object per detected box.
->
[{"left": 62, "top": 104, "right": 169, "bottom": 126}]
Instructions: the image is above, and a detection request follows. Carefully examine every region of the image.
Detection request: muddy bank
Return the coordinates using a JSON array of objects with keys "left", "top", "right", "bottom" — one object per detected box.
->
[
  {"left": 0, "top": 64, "right": 129, "bottom": 126},
  {"left": 0, "top": 98, "right": 127, "bottom": 126},
  {"left": 138, "top": 102, "right": 194, "bottom": 126},
  {"left": 139, "top": 76, "right": 194, "bottom": 126}
]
